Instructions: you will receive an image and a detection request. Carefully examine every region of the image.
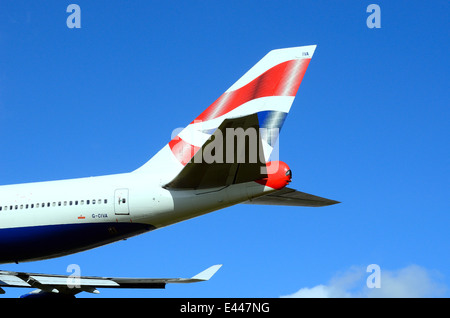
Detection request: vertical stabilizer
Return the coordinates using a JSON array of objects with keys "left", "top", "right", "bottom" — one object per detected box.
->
[{"left": 134, "top": 46, "right": 316, "bottom": 185}]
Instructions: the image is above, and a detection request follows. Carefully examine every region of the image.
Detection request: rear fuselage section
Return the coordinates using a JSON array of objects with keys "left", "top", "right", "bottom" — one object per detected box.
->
[{"left": 0, "top": 172, "right": 273, "bottom": 264}]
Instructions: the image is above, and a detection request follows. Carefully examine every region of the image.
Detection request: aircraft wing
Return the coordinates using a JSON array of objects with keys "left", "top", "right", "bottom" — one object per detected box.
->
[
  {"left": 244, "top": 187, "right": 339, "bottom": 207},
  {"left": 0, "top": 264, "right": 222, "bottom": 298}
]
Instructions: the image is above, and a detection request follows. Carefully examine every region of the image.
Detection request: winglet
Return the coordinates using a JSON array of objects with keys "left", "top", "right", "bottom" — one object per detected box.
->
[{"left": 191, "top": 264, "right": 223, "bottom": 282}]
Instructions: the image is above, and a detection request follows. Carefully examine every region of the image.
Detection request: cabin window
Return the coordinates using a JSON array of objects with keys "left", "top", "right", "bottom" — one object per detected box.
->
[{"left": 0, "top": 198, "right": 111, "bottom": 211}]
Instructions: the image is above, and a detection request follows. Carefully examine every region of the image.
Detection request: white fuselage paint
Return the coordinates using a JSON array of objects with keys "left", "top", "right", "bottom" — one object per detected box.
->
[{"left": 0, "top": 171, "right": 273, "bottom": 264}]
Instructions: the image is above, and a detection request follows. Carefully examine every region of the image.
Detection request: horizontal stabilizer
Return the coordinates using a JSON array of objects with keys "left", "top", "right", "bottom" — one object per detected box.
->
[{"left": 244, "top": 187, "right": 340, "bottom": 207}]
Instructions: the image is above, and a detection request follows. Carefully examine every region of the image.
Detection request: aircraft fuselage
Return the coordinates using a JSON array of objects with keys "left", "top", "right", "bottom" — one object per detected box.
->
[{"left": 0, "top": 172, "right": 271, "bottom": 264}]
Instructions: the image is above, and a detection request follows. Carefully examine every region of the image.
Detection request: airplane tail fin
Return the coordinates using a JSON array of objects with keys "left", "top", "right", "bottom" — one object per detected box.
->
[{"left": 135, "top": 45, "right": 316, "bottom": 184}]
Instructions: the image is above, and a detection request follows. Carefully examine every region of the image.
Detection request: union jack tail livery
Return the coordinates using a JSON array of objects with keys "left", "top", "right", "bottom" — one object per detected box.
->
[{"left": 135, "top": 45, "right": 317, "bottom": 185}]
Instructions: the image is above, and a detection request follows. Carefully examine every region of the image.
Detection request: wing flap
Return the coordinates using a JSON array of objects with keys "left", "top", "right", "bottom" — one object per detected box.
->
[
  {"left": 0, "top": 273, "right": 31, "bottom": 287},
  {"left": 29, "top": 275, "right": 120, "bottom": 287}
]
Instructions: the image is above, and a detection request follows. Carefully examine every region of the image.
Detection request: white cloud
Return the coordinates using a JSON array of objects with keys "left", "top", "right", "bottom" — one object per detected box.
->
[{"left": 281, "top": 264, "right": 447, "bottom": 298}]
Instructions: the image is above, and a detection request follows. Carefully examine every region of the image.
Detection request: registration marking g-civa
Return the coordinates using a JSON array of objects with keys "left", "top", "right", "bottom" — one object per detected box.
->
[{"left": 91, "top": 213, "right": 108, "bottom": 219}]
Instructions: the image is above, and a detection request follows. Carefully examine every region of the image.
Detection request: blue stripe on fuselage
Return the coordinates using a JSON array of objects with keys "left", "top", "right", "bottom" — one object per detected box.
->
[{"left": 0, "top": 222, "right": 155, "bottom": 264}]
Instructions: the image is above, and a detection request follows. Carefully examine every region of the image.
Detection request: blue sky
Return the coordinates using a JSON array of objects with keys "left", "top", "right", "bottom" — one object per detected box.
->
[{"left": 0, "top": 1, "right": 448, "bottom": 298}]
